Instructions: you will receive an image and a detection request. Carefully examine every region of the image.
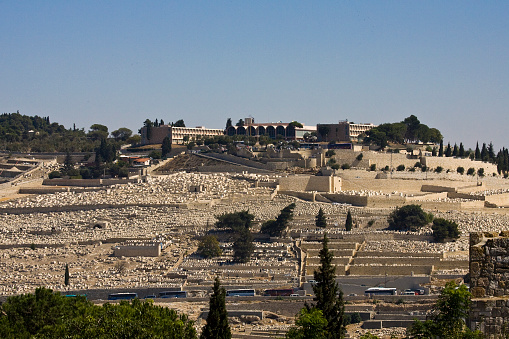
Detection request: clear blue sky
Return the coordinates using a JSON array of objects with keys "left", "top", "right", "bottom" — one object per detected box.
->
[{"left": 1, "top": 1, "right": 508, "bottom": 150}]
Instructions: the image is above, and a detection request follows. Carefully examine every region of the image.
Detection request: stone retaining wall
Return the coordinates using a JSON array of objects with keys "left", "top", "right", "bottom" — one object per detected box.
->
[{"left": 469, "top": 231, "right": 509, "bottom": 338}]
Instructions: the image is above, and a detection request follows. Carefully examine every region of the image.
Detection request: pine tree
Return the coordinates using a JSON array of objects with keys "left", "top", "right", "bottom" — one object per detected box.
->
[
  {"left": 64, "top": 264, "right": 69, "bottom": 286},
  {"left": 345, "top": 210, "right": 353, "bottom": 231},
  {"left": 310, "top": 233, "right": 345, "bottom": 338},
  {"left": 315, "top": 208, "right": 327, "bottom": 228},
  {"left": 201, "top": 277, "right": 231, "bottom": 339}
]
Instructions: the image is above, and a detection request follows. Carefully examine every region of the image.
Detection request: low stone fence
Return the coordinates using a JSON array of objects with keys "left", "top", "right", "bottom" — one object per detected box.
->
[{"left": 349, "top": 265, "right": 433, "bottom": 276}]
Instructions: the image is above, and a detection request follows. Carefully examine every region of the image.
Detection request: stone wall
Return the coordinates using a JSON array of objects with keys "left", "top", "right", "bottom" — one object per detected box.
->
[
  {"left": 279, "top": 175, "right": 341, "bottom": 193},
  {"left": 469, "top": 231, "right": 509, "bottom": 338}
]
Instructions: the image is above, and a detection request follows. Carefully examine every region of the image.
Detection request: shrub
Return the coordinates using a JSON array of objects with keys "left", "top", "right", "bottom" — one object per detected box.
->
[
  {"left": 396, "top": 164, "right": 405, "bottom": 171},
  {"left": 421, "top": 165, "right": 427, "bottom": 172},
  {"left": 457, "top": 167, "right": 464, "bottom": 174},
  {"left": 341, "top": 163, "right": 350, "bottom": 170},
  {"left": 409, "top": 167, "right": 416, "bottom": 172},
  {"left": 435, "top": 166, "right": 443, "bottom": 173},
  {"left": 367, "top": 220, "right": 375, "bottom": 227},
  {"left": 370, "top": 164, "right": 376, "bottom": 171},
  {"left": 148, "top": 150, "right": 161, "bottom": 159},
  {"left": 414, "top": 162, "right": 422, "bottom": 168},
  {"left": 325, "top": 150, "right": 335, "bottom": 157},
  {"left": 388, "top": 204, "right": 433, "bottom": 231},
  {"left": 331, "top": 164, "right": 340, "bottom": 170},
  {"left": 477, "top": 168, "right": 484, "bottom": 177},
  {"left": 384, "top": 165, "right": 390, "bottom": 171},
  {"left": 432, "top": 218, "right": 460, "bottom": 243},
  {"left": 356, "top": 153, "right": 363, "bottom": 161},
  {"left": 467, "top": 167, "right": 475, "bottom": 176},
  {"left": 48, "top": 171, "right": 61, "bottom": 179}
]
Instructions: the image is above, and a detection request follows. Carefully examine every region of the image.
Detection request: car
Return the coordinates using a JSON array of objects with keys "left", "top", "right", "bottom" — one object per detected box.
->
[{"left": 290, "top": 294, "right": 300, "bottom": 297}]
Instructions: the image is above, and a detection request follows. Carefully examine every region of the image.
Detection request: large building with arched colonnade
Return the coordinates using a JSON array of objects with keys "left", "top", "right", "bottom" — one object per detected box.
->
[{"left": 225, "top": 118, "right": 317, "bottom": 141}]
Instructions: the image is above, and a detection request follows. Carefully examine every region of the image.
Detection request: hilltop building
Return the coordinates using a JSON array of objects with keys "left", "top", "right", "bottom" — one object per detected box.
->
[
  {"left": 226, "top": 117, "right": 316, "bottom": 141},
  {"left": 317, "top": 120, "right": 377, "bottom": 143},
  {"left": 140, "top": 125, "right": 224, "bottom": 145}
]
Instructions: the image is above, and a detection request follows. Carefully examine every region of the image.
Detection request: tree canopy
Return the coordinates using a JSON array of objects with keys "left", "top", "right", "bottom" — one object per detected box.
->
[
  {"left": 306, "top": 233, "right": 345, "bottom": 338},
  {"left": 387, "top": 204, "right": 433, "bottom": 231},
  {"left": 406, "top": 281, "right": 482, "bottom": 338},
  {"left": 200, "top": 277, "right": 231, "bottom": 339},
  {"left": 0, "top": 287, "right": 197, "bottom": 338},
  {"left": 260, "top": 203, "right": 296, "bottom": 237}
]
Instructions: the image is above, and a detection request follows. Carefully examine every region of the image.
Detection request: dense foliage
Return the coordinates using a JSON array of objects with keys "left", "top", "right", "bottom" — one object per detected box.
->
[
  {"left": 0, "top": 287, "right": 196, "bottom": 338},
  {"left": 286, "top": 308, "right": 328, "bottom": 339},
  {"left": 387, "top": 204, "right": 433, "bottom": 231},
  {"left": 406, "top": 281, "right": 483, "bottom": 339},
  {"left": 432, "top": 218, "right": 460, "bottom": 243},
  {"left": 315, "top": 208, "right": 327, "bottom": 228},
  {"left": 197, "top": 235, "right": 222, "bottom": 258},
  {"left": 215, "top": 210, "right": 255, "bottom": 263},
  {"left": 364, "top": 115, "right": 442, "bottom": 147},
  {"left": 345, "top": 210, "right": 353, "bottom": 231},
  {"left": 306, "top": 233, "right": 345, "bottom": 339},
  {"left": 260, "top": 203, "right": 296, "bottom": 237},
  {"left": 201, "top": 277, "right": 231, "bottom": 339}
]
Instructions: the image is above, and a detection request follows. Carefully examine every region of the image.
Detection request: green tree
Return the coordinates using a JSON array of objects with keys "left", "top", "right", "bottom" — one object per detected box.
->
[
  {"left": 475, "top": 142, "right": 481, "bottom": 160},
  {"left": 174, "top": 119, "right": 186, "bottom": 127},
  {"left": 457, "top": 166, "right": 465, "bottom": 175},
  {"left": 144, "top": 119, "right": 153, "bottom": 141},
  {"left": 215, "top": 211, "right": 254, "bottom": 233},
  {"left": 198, "top": 235, "right": 222, "bottom": 259},
  {"left": 233, "top": 227, "right": 254, "bottom": 263},
  {"left": 467, "top": 167, "right": 476, "bottom": 175},
  {"left": 459, "top": 142, "right": 465, "bottom": 157},
  {"left": 260, "top": 203, "right": 296, "bottom": 237},
  {"left": 477, "top": 168, "right": 484, "bottom": 177},
  {"left": 161, "top": 136, "right": 172, "bottom": 157},
  {"left": 61, "top": 151, "right": 74, "bottom": 176},
  {"left": 439, "top": 139, "right": 444, "bottom": 157},
  {"left": 452, "top": 143, "right": 458, "bottom": 156},
  {"left": 289, "top": 121, "right": 304, "bottom": 128},
  {"left": 345, "top": 210, "right": 353, "bottom": 231},
  {"left": 308, "top": 233, "right": 345, "bottom": 338},
  {"left": 64, "top": 264, "right": 69, "bottom": 286},
  {"left": 111, "top": 127, "right": 132, "bottom": 141},
  {"left": 445, "top": 142, "right": 452, "bottom": 157},
  {"left": 225, "top": 118, "right": 232, "bottom": 129},
  {"left": 407, "top": 281, "right": 481, "bottom": 339},
  {"left": 286, "top": 308, "right": 328, "bottom": 339},
  {"left": 318, "top": 125, "right": 330, "bottom": 141},
  {"left": 315, "top": 208, "right": 327, "bottom": 228},
  {"left": 200, "top": 277, "right": 231, "bottom": 339},
  {"left": 432, "top": 218, "right": 460, "bottom": 243},
  {"left": 387, "top": 204, "right": 433, "bottom": 231}
]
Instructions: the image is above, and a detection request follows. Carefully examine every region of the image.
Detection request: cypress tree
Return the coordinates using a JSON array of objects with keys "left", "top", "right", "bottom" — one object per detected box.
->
[
  {"left": 481, "top": 143, "right": 488, "bottom": 161},
  {"left": 345, "top": 210, "right": 353, "bottom": 231},
  {"left": 315, "top": 208, "right": 327, "bottom": 228},
  {"left": 310, "top": 233, "right": 345, "bottom": 338},
  {"left": 445, "top": 143, "right": 452, "bottom": 157},
  {"left": 161, "top": 136, "right": 172, "bottom": 158},
  {"left": 438, "top": 140, "right": 444, "bottom": 157},
  {"left": 201, "top": 277, "right": 231, "bottom": 339},
  {"left": 452, "top": 143, "right": 458, "bottom": 157},
  {"left": 475, "top": 142, "right": 481, "bottom": 160},
  {"left": 459, "top": 143, "right": 465, "bottom": 157},
  {"left": 64, "top": 264, "right": 69, "bottom": 286}
]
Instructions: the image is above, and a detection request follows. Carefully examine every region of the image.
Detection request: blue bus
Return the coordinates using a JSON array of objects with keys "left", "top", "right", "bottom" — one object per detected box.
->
[
  {"left": 159, "top": 291, "right": 187, "bottom": 298},
  {"left": 108, "top": 292, "right": 138, "bottom": 300},
  {"left": 226, "top": 289, "right": 255, "bottom": 297}
]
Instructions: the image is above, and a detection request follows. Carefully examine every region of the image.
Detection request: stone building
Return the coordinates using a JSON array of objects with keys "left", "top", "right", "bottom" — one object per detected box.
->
[
  {"left": 140, "top": 125, "right": 224, "bottom": 145},
  {"left": 225, "top": 118, "right": 316, "bottom": 141},
  {"left": 317, "top": 121, "right": 377, "bottom": 143},
  {"left": 469, "top": 231, "right": 509, "bottom": 338}
]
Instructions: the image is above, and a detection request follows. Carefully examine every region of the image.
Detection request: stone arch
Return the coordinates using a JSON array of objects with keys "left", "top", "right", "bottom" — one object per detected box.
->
[
  {"left": 236, "top": 126, "right": 246, "bottom": 135},
  {"left": 266, "top": 126, "right": 276, "bottom": 138},
  {"left": 247, "top": 126, "right": 256, "bottom": 136},
  {"left": 226, "top": 126, "right": 237, "bottom": 136},
  {"left": 276, "top": 125, "right": 286, "bottom": 138},
  {"left": 257, "top": 126, "right": 266, "bottom": 136}
]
